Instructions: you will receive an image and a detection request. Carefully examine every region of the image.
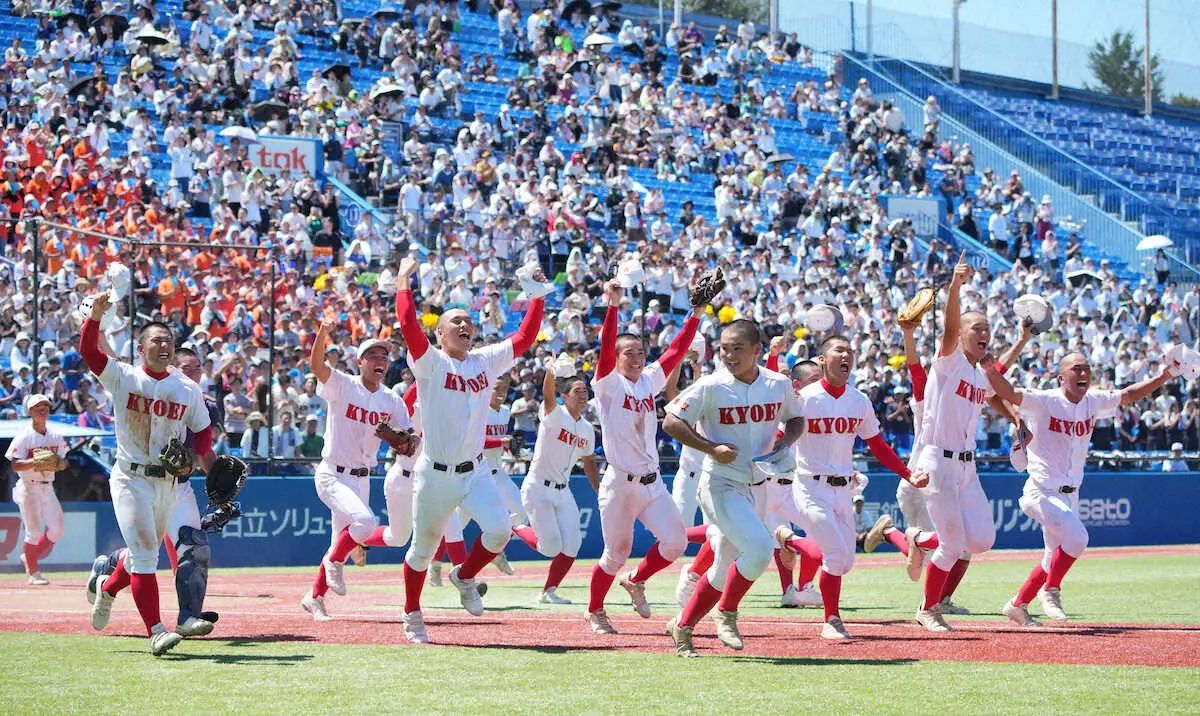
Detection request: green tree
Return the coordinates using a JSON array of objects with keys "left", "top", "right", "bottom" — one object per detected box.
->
[
  {"left": 1170, "top": 93, "right": 1200, "bottom": 109},
  {"left": 1086, "top": 30, "right": 1163, "bottom": 101}
]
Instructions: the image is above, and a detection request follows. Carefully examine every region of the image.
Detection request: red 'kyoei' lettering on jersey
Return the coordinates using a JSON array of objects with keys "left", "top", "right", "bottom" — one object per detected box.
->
[
  {"left": 1048, "top": 416, "right": 1095, "bottom": 438},
  {"left": 954, "top": 380, "right": 988, "bottom": 405},
  {"left": 486, "top": 423, "right": 509, "bottom": 437},
  {"left": 344, "top": 404, "right": 391, "bottom": 426},
  {"left": 621, "top": 394, "right": 656, "bottom": 413},
  {"left": 125, "top": 393, "right": 188, "bottom": 420},
  {"left": 806, "top": 416, "right": 864, "bottom": 435},
  {"left": 556, "top": 427, "right": 588, "bottom": 448},
  {"left": 718, "top": 403, "right": 783, "bottom": 425},
  {"left": 444, "top": 371, "right": 490, "bottom": 393}
]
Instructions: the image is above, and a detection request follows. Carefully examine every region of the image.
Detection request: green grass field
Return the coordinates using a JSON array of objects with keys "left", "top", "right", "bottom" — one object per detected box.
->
[{"left": 3, "top": 551, "right": 1198, "bottom": 715}]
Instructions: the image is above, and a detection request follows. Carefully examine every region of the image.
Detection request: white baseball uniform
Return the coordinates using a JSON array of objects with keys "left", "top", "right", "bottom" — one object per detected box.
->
[
  {"left": 96, "top": 361, "right": 210, "bottom": 573},
  {"left": 1017, "top": 388, "right": 1121, "bottom": 568},
  {"left": 383, "top": 395, "right": 460, "bottom": 548},
  {"left": 521, "top": 404, "right": 594, "bottom": 558},
  {"left": 593, "top": 359, "right": 687, "bottom": 574},
  {"left": 911, "top": 348, "right": 995, "bottom": 571},
  {"left": 790, "top": 381, "right": 881, "bottom": 576},
  {"left": 6, "top": 424, "right": 68, "bottom": 548},
  {"left": 314, "top": 368, "right": 410, "bottom": 546},
  {"left": 897, "top": 395, "right": 932, "bottom": 530},
  {"left": 672, "top": 444, "right": 704, "bottom": 525},
  {"left": 484, "top": 404, "right": 527, "bottom": 525},
  {"left": 666, "top": 367, "right": 802, "bottom": 589},
  {"left": 404, "top": 340, "right": 517, "bottom": 571}
]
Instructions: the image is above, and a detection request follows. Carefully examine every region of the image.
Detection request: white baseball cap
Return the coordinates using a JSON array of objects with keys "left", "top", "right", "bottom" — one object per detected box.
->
[
  {"left": 356, "top": 338, "right": 394, "bottom": 360},
  {"left": 25, "top": 393, "right": 50, "bottom": 411}
]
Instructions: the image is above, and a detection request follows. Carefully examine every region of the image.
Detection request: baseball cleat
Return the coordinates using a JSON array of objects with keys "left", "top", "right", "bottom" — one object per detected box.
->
[
  {"left": 821, "top": 615, "right": 851, "bottom": 640},
  {"left": 676, "top": 565, "right": 700, "bottom": 608},
  {"left": 348, "top": 545, "right": 368, "bottom": 567},
  {"left": 448, "top": 566, "right": 484, "bottom": 616},
  {"left": 428, "top": 560, "right": 443, "bottom": 587},
  {"left": 491, "top": 552, "right": 515, "bottom": 575},
  {"left": 323, "top": 559, "right": 347, "bottom": 596},
  {"left": 792, "top": 583, "right": 825, "bottom": 608},
  {"left": 619, "top": 572, "right": 651, "bottom": 618},
  {"left": 86, "top": 555, "right": 108, "bottom": 605},
  {"left": 27, "top": 571, "right": 49, "bottom": 586},
  {"left": 667, "top": 616, "right": 698, "bottom": 658},
  {"left": 780, "top": 584, "right": 802, "bottom": 608},
  {"left": 200, "top": 611, "right": 220, "bottom": 624},
  {"left": 176, "top": 616, "right": 215, "bottom": 637},
  {"left": 477, "top": 581, "right": 488, "bottom": 597},
  {"left": 150, "top": 625, "right": 183, "bottom": 656},
  {"left": 773, "top": 526, "right": 798, "bottom": 571},
  {"left": 915, "top": 607, "right": 953, "bottom": 633},
  {"left": 301, "top": 594, "right": 333, "bottom": 621},
  {"left": 586, "top": 609, "right": 618, "bottom": 635},
  {"left": 863, "top": 515, "right": 894, "bottom": 553},
  {"left": 712, "top": 610, "right": 744, "bottom": 650},
  {"left": 538, "top": 587, "right": 572, "bottom": 604},
  {"left": 91, "top": 587, "right": 116, "bottom": 630},
  {"left": 403, "top": 610, "right": 430, "bottom": 644},
  {"left": 905, "top": 528, "right": 926, "bottom": 581},
  {"left": 1039, "top": 587, "right": 1069, "bottom": 622},
  {"left": 18, "top": 553, "right": 29, "bottom": 575},
  {"left": 938, "top": 597, "right": 971, "bottom": 615},
  {"left": 1002, "top": 599, "right": 1040, "bottom": 628}
]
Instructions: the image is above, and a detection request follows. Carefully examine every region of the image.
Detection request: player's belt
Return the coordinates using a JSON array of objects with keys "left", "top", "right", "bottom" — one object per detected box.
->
[
  {"left": 775, "top": 477, "right": 793, "bottom": 485},
  {"left": 543, "top": 480, "right": 568, "bottom": 490},
  {"left": 626, "top": 471, "right": 658, "bottom": 485},
  {"left": 942, "top": 449, "right": 974, "bottom": 462},
  {"left": 433, "top": 454, "right": 483, "bottom": 474},
  {"left": 400, "top": 469, "right": 413, "bottom": 478},
  {"left": 809, "top": 475, "right": 850, "bottom": 487},
  {"left": 127, "top": 462, "right": 169, "bottom": 478},
  {"left": 1058, "top": 486, "right": 1077, "bottom": 494},
  {"left": 336, "top": 466, "right": 371, "bottom": 477},
  {"left": 749, "top": 478, "right": 768, "bottom": 487}
]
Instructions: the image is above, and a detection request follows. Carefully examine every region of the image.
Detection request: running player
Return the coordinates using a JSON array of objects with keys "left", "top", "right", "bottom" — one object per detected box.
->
[
  {"left": 7, "top": 394, "right": 67, "bottom": 585},
  {"left": 986, "top": 352, "right": 1174, "bottom": 626},
  {"left": 483, "top": 375, "right": 523, "bottom": 575},
  {"left": 585, "top": 279, "right": 701, "bottom": 634},
  {"left": 393, "top": 257, "right": 548, "bottom": 644},
  {"left": 663, "top": 319, "right": 804, "bottom": 657},
  {"left": 511, "top": 357, "right": 600, "bottom": 604}
]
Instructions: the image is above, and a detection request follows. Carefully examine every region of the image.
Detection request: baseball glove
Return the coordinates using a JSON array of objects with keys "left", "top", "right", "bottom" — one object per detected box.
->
[
  {"left": 376, "top": 423, "right": 420, "bottom": 457},
  {"left": 158, "top": 437, "right": 195, "bottom": 480},
  {"left": 31, "top": 448, "right": 59, "bottom": 471},
  {"left": 897, "top": 287, "right": 937, "bottom": 328},
  {"left": 689, "top": 267, "right": 727, "bottom": 307},
  {"left": 200, "top": 455, "right": 249, "bottom": 533}
]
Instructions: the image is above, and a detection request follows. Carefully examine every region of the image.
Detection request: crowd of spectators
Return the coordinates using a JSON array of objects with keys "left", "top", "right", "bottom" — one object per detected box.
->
[{"left": 0, "top": 0, "right": 1196, "bottom": 481}]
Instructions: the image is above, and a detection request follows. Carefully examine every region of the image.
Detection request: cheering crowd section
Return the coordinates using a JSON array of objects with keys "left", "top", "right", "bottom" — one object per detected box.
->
[{"left": 0, "top": 0, "right": 1197, "bottom": 467}]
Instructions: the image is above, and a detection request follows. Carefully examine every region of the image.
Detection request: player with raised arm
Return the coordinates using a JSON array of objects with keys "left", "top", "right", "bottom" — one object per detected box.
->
[
  {"left": 584, "top": 275, "right": 706, "bottom": 635},
  {"left": 394, "top": 256, "right": 549, "bottom": 644},
  {"left": 986, "top": 352, "right": 1175, "bottom": 626},
  {"left": 82, "top": 293, "right": 216, "bottom": 656},
  {"left": 510, "top": 355, "right": 601, "bottom": 604},
  {"left": 662, "top": 319, "right": 805, "bottom": 657},
  {"left": 7, "top": 394, "right": 67, "bottom": 586},
  {"left": 300, "top": 317, "right": 416, "bottom": 621}
]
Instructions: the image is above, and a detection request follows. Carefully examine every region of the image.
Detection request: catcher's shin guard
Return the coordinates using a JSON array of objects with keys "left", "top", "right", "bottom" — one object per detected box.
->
[{"left": 175, "top": 526, "right": 211, "bottom": 625}]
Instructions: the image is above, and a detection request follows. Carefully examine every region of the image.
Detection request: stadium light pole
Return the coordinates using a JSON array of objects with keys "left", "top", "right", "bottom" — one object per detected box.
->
[
  {"left": 769, "top": 0, "right": 778, "bottom": 44},
  {"left": 951, "top": 0, "right": 965, "bottom": 84},
  {"left": 674, "top": 0, "right": 681, "bottom": 30},
  {"left": 867, "top": 0, "right": 874, "bottom": 62},
  {"left": 658, "top": 0, "right": 663, "bottom": 43},
  {"left": 1050, "top": 0, "right": 1059, "bottom": 99},
  {"left": 1144, "top": 0, "right": 1152, "bottom": 116}
]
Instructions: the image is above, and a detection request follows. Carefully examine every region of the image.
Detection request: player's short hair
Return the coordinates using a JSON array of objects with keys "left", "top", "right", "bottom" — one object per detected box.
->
[
  {"left": 959, "top": 311, "right": 988, "bottom": 327},
  {"left": 1058, "top": 351, "right": 1089, "bottom": 373},
  {"left": 818, "top": 334, "right": 850, "bottom": 355},
  {"left": 791, "top": 359, "right": 820, "bottom": 381},
  {"left": 615, "top": 332, "right": 643, "bottom": 349},
  {"left": 721, "top": 319, "right": 762, "bottom": 345},
  {"left": 138, "top": 321, "right": 173, "bottom": 344},
  {"left": 175, "top": 347, "right": 198, "bottom": 361},
  {"left": 558, "top": 374, "right": 590, "bottom": 398}
]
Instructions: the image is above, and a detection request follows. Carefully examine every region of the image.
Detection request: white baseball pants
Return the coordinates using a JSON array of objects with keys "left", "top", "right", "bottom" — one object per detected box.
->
[
  {"left": 1019, "top": 482, "right": 1088, "bottom": 570},
  {"left": 405, "top": 454, "right": 511, "bottom": 572},
  {"left": 109, "top": 467, "right": 176, "bottom": 573},
  {"left": 382, "top": 460, "right": 416, "bottom": 547},
  {"left": 792, "top": 477, "right": 856, "bottom": 576},
  {"left": 488, "top": 460, "right": 528, "bottom": 526},
  {"left": 12, "top": 478, "right": 63, "bottom": 545},
  {"left": 521, "top": 478, "right": 582, "bottom": 558},
  {"left": 914, "top": 446, "right": 995, "bottom": 571},
  {"left": 699, "top": 474, "right": 774, "bottom": 590},
  {"left": 596, "top": 465, "right": 686, "bottom": 575},
  {"left": 165, "top": 481, "right": 202, "bottom": 541},
  {"left": 314, "top": 462, "right": 377, "bottom": 545},
  {"left": 896, "top": 478, "right": 934, "bottom": 532},
  {"left": 763, "top": 479, "right": 805, "bottom": 533},
  {"left": 671, "top": 467, "right": 702, "bottom": 526}
]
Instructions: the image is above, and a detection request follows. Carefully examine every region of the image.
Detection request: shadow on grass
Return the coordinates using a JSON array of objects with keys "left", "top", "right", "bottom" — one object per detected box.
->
[
  {"left": 432, "top": 642, "right": 629, "bottom": 654},
  {"left": 160, "top": 652, "right": 316, "bottom": 665},
  {"left": 222, "top": 634, "right": 322, "bottom": 644},
  {"left": 728, "top": 655, "right": 920, "bottom": 666}
]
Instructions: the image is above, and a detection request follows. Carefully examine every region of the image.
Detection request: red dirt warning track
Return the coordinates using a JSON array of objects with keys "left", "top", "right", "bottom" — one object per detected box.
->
[{"left": 2, "top": 546, "right": 1198, "bottom": 667}]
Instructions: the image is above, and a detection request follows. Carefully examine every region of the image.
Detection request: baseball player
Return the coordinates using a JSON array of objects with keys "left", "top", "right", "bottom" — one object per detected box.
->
[
  {"left": 85, "top": 348, "right": 224, "bottom": 637},
  {"left": 585, "top": 279, "right": 702, "bottom": 635},
  {"left": 905, "top": 253, "right": 1015, "bottom": 633},
  {"left": 986, "top": 353, "right": 1174, "bottom": 626},
  {"left": 670, "top": 336, "right": 708, "bottom": 526},
  {"left": 778, "top": 335, "right": 929, "bottom": 639},
  {"left": 393, "top": 257, "right": 548, "bottom": 645},
  {"left": 483, "top": 374, "right": 523, "bottom": 575},
  {"left": 7, "top": 393, "right": 67, "bottom": 585},
  {"left": 82, "top": 294, "right": 215, "bottom": 656},
  {"left": 510, "top": 357, "right": 600, "bottom": 603},
  {"left": 662, "top": 319, "right": 805, "bottom": 657},
  {"left": 301, "top": 318, "right": 414, "bottom": 621}
]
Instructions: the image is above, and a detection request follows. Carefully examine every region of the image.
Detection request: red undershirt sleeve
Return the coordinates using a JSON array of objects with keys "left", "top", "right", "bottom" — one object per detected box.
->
[
  {"left": 395, "top": 290, "right": 430, "bottom": 361},
  {"left": 909, "top": 362, "right": 928, "bottom": 402},
  {"left": 866, "top": 433, "right": 911, "bottom": 479},
  {"left": 507, "top": 298, "right": 544, "bottom": 357},
  {"left": 765, "top": 353, "right": 780, "bottom": 372},
  {"left": 596, "top": 305, "right": 619, "bottom": 379},
  {"left": 81, "top": 319, "right": 108, "bottom": 375},
  {"left": 192, "top": 425, "right": 213, "bottom": 457},
  {"left": 656, "top": 315, "right": 700, "bottom": 376}
]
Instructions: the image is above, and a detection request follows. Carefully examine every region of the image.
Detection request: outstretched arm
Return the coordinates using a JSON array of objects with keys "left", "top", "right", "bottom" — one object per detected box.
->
[
  {"left": 996, "top": 319, "right": 1033, "bottom": 373},
  {"left": 1120, "top": 369, "right": 1172, "bottom": 406},
  {"left": 595, "top": 280, "right": 623, "bottom": 380},
  {"left": 542, "top": 357, "right": 558, "bottom": 415},
  {"left": 982, "top": 359, "right": 1024, "bottom": 406},
  {"left": 656, "top": 312, "right": 701, "bottom": 377},
  {"left": 506, "top": 297, "right": 545, "bottom": 358},
  {"left": 81, "top": 293, "right": 112, "bottom": 375},
  {"left": 940, "top": 251, "right": 970, "bottom": 357},
  {"left": 395, "top": 258, "right": 431, "bottom": 361},
  {"left": 310, "top": 317, "right": 334, "bottom": 384},
  {"left": 864, "top": 433, "right": 924, "bottom": 485}
]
